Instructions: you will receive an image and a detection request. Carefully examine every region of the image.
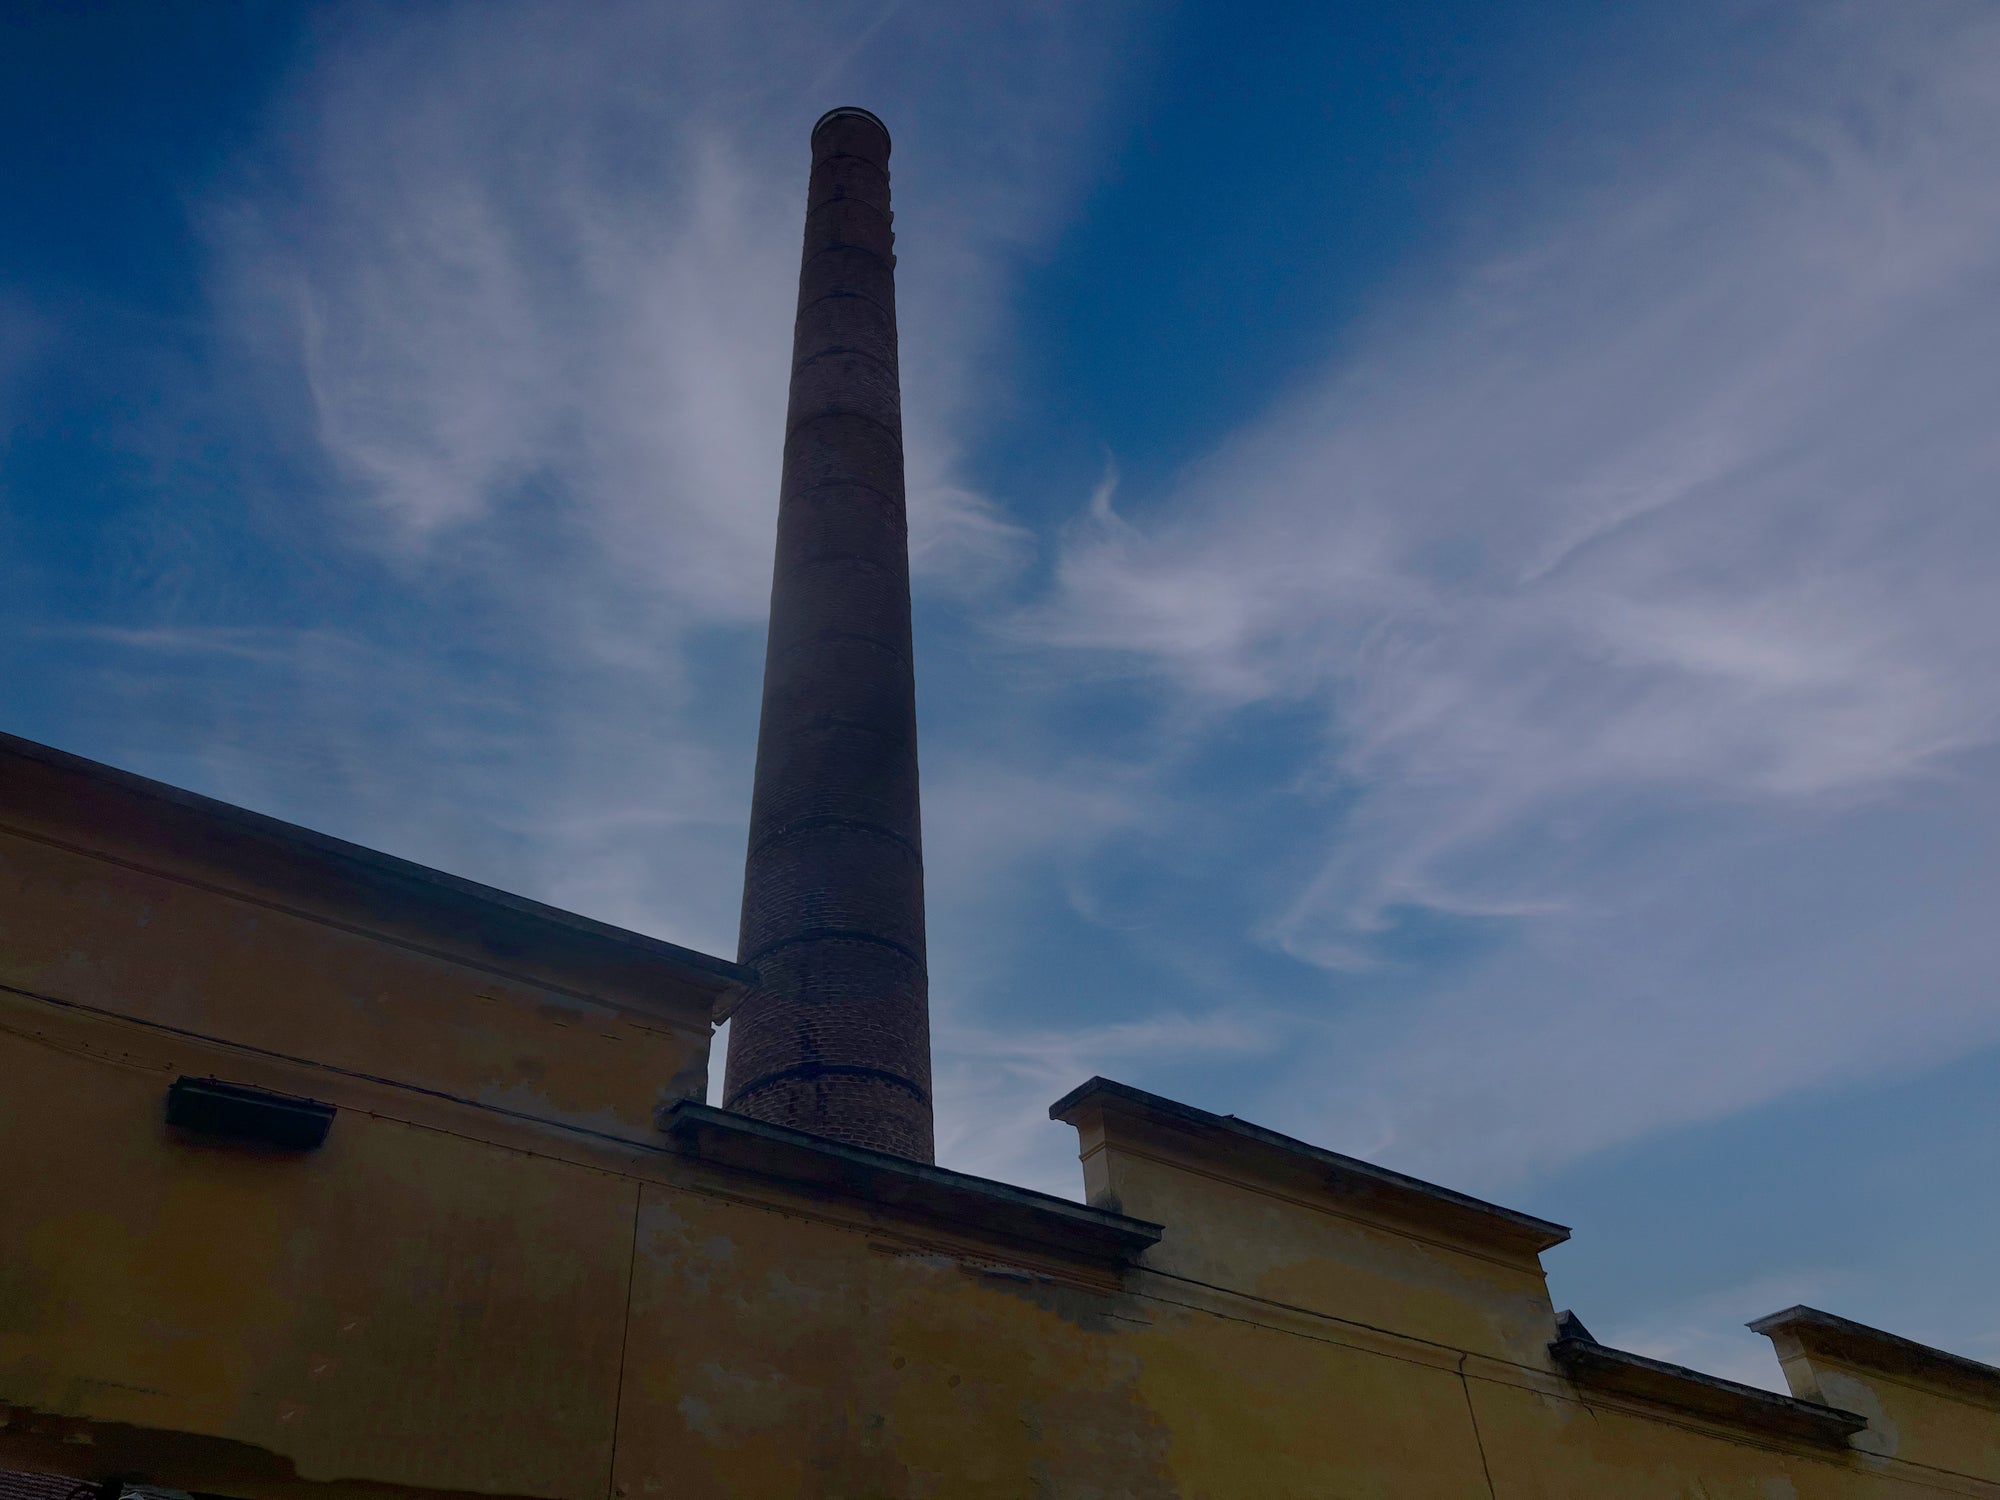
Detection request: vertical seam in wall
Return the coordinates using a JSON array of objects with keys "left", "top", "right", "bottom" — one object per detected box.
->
[
  {"left": 1459, "top": 1355, "right": 1499, "bottom": 1499},
  {"left": 605, "top": 1180, "right": 643, "bottom": 1500}
]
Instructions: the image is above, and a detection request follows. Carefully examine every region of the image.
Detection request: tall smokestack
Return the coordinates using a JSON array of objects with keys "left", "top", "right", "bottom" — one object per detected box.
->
[{"left": 722, "top": 107, "right": 933, "bottom": 1161}]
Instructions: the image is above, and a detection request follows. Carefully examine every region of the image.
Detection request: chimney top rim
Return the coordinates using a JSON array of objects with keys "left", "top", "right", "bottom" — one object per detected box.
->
[{"left": 813, "top": 106, "right": 890, "bottom": 146}]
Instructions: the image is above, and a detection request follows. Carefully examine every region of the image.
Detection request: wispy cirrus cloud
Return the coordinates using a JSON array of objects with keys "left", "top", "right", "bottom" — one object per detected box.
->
[
  {"left": 34, "top": 0, "right": 2000, "bottom": 1225},
  {"left": 936, "top": 1009, "right": 1280, "bottom": 1191},
  {"left": 1598, "top": 1269, "right": 1853, "bottom": 1393},
  {"left": 1026, "top": 1, "right": 2000, "bottom": 1183},
  {"left": 226, "top": 0, "right": 1113, "bottom": 611},
  {"left": 109, "top": 0, "right": 1143, "bottom": 967},
  {"left": 16, "top": 0, "right": 1998, "bottom": 1387},
  {"left": 25, "top": 4, "right": 1173, "bottom": 1159}
]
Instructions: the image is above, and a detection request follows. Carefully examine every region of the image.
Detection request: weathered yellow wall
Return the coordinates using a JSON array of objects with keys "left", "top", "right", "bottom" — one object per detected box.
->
[
  {"left": 1767, "top": 1338, "right": 2000, "bottom": 1484},
  {"left": 0, "top": 808, "right": 715, "bottom": 1142},
  {"left": 1463, "top": 1377, "right": 1951, "bottom": 1499},
  {"left": 1069, "top": 1105, "right": 1558, "bottom": 1367},
  {"left": 0, "top": 996, "right": 637, "bottom": 1498},
  {"left": 11, "top": 978, "right": 2000, "bottom": 1500},
  {"left": 5, "top": 781, "right": 1998, "bottom": 1500}
]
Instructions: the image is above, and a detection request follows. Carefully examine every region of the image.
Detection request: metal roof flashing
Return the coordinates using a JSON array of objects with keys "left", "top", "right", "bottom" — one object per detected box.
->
[
  {"left": 1550, "top": 1334, "right": 1867, "bottom": 1448},
  {"left": 665, "top": 1101, "right": 1162, "bottom": 1268}
]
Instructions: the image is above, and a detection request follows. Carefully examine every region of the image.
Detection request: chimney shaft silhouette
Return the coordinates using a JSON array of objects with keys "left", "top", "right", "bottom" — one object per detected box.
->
[{"left": 722, "top": 108, "right": 933, "bottom": 1161}]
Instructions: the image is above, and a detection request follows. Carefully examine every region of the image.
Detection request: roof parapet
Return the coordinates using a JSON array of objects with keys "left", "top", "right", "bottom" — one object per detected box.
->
[
  {"left": 1750, "top": 1305, "right": 2000, "bottom": 1410},
  {"left": 1050, "top": 1076, "right": 1569, "bottom": 1260}
]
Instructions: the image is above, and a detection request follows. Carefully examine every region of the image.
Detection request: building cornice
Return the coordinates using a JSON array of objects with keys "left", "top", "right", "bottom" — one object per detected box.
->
[
  {"left": 665, "top": 1100, "right": 1162, "bottom": 1267},
  {"left": 1550, "top": 1333, "right": 1867, "bottom": 1448},
  {"left": 0, "top": 730, "right": 748, "bottom": 1022}
]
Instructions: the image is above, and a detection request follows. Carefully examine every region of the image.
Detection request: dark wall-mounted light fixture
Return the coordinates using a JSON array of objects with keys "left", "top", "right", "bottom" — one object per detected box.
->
[{"left": 165, "top": 1076, "right": 335, "bottom": 1151}]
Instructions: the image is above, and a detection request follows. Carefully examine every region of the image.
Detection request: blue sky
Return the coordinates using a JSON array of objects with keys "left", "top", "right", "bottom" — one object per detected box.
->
[{"left": 6, "top": 0, "right": 2000, "bottom": 1387}]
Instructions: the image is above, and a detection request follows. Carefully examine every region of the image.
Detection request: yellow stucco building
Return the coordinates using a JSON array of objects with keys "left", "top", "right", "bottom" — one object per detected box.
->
[
  {"left": 6, "top": 107, "right": 1999, "bottom": 1497},
  {"left": 4, "top": 728, "right": 1999, "bottom": 1497}
]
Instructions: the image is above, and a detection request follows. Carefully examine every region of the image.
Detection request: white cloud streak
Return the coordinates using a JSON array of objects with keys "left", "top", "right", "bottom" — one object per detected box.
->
[
  {"left": 1029, "top": 2, "right": 2000, "bottom": 1183},
  {"left": 233, "top": 1, "right": 1110, "bottom": 610},
  {"left": 935, "top": 1009, "right": 1279, "bottom": 1194},
  {"left": 71, "top": 0, "right": 2000, "bottom": 1220},
  {"left": 17, "top": 0, "right": 1984, "bottom": 1393},
  {"left": 1597, "top": 1269, "right": 1854, "bottom": 1393},
  {"left": 150, "top": 0, "right": 1140, "bottom": 969}
]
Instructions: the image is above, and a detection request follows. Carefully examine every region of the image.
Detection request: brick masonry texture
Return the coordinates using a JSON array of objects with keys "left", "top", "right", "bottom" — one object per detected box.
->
[{"left": 722, "top": 108, "right": 935, "bottom": 1162}]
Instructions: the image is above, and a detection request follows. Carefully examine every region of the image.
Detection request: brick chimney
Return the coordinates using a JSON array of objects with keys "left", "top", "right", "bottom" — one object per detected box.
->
[{"left": 721, "top": 107, "right": 933, "bottom": 1161}]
